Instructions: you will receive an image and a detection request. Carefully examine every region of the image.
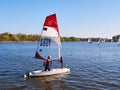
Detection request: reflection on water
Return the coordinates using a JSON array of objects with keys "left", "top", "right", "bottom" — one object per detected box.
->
[
  {"left": 24, "top": 74, "right": 69, "bottom": 90},
  {"left": 0, "top": 42, "right": 120, "bottom": 90}
]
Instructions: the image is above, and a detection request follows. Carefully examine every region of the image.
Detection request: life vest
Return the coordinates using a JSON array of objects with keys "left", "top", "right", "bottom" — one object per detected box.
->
[{"left": 44, "top": 59, "right": 52, "bottom": 66}]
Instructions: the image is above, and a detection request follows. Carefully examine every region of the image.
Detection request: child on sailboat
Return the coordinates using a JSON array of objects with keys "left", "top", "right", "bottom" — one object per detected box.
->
[{"left": 43, "top": 55, "right": 52, "bottom": 71}]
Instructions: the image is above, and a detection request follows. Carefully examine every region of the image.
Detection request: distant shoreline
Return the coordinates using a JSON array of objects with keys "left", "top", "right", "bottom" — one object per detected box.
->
[
  {"left": 1, "top": 32, "right": 118, "bottom": 42},
  {"left": 0, "top": 41, "right": 39, "bottom": 43},
  {"left": 0, "top": 40, "right": 112, "bottom": 43}
]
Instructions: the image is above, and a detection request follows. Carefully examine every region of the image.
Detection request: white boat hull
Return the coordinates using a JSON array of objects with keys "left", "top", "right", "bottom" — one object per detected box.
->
[{"left": 24, "top": 67, "right": 70, "bottom": 77}]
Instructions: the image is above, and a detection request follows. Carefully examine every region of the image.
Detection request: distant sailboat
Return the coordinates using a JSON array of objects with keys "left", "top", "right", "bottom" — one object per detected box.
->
[
  {"left": 111, "top": 39, "right": 113, "bottom": 42},
  {"left": 117, "top": 36, "right": 120, "bottom": 46},
  {"left": 88, "top": 38, "right": 92, "bottom": 43},
  {"left": 103, "top": 39, "right": 106, "bottom": 42},
  {"left": 24, "top": 14, "right": 70, "bottom": 77},
  {"left": 97, "top": 38, "right": 102, "bottom": 46}
]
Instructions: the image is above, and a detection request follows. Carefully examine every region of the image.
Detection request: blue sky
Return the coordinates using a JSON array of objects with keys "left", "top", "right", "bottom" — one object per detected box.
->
[{"left": 0, "top": 0, "right": 120, "bottom": 39}]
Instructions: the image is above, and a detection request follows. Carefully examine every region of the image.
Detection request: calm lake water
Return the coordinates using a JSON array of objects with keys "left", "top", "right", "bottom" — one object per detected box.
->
[{"left": 0, "top": 42, "right": 120, "bottom": 90}]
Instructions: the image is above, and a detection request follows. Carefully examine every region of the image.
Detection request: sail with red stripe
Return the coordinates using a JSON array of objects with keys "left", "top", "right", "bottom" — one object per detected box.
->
[{"left": 35, "top": 14, "right": 61, "bottom": 60}]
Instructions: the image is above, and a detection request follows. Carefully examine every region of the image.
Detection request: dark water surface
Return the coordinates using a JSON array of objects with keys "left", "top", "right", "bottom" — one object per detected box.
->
[{"left": 0, "top": 42, "right": 120, "bottom": 90}]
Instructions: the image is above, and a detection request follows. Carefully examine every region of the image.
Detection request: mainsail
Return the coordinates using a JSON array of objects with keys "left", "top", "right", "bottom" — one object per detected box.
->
[{"left": 35, "top": 14, "right": 61, "bottom": 61}]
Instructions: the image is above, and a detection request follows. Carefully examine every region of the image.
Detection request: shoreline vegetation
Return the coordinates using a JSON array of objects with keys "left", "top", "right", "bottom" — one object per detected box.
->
[{"left": 0, "top": 32, "right": 119, "bottom": 42}]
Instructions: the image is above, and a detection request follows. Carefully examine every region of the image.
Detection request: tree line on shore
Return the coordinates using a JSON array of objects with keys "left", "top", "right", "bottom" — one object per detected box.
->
[{"left": 0, "top": 32, "right": 118, "bottom": 42}]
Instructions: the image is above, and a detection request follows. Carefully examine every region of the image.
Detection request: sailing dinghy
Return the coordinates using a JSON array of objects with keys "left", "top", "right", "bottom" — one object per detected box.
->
[
  {"left": 24, "top": 14, "right": 70, "bottom": 77},
  {"left": 88, "top": 38, "right": 93, "bottom": 43}
]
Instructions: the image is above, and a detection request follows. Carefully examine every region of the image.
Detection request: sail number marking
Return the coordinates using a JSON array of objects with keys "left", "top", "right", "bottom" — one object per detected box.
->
[{"left": 40, "top": 38, "right": 51, "bottom": 46}]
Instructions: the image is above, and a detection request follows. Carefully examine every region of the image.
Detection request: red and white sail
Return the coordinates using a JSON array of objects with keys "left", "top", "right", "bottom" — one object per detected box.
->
[{"left": 35, "top": 14, "right": 61, "bottom": 60}]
